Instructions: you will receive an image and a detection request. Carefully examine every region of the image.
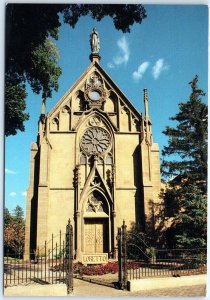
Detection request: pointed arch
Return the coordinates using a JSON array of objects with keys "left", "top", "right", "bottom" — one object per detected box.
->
[
  {"left": 75, "top": 110, "right": 116, "bottom": 168},
  {"left": 50, "top": 116, "right": 59, "bottom": 131},
  {"left": 59, "top": 105, "right": 71, "bottom": 131},
  {"left": 79, "top": 165, "right": 113, "bottom": 209},
  {"left": 82, "top": 188, "right": 110, "bottom": 217},
  {"left": 72, "top": 90, "right": 85, "bottom": 111},
  {"left": 76, "top": 109, "right": 117, "bottom": 135},
  {"left": 104, "top": 90, "right": 117, "bottom": 113}
]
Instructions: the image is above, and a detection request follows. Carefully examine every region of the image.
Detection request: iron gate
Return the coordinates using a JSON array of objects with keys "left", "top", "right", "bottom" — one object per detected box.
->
[
  {"left": 4, "top": 219, "right": 74, "bottom": 294},
  {"left": 117, "top": 221, "right": 207, "bottom": 291}
]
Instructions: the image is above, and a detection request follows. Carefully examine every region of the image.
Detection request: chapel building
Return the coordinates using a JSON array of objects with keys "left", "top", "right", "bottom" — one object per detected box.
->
[{"left": 24, "top": 29, "right": 161, "bottom": 261}]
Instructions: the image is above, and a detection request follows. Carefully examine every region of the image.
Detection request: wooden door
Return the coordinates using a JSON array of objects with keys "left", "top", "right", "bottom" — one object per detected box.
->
[
  {"left": 95, "top": 223, "right": 103, "bottom": 253},
  {"left": 85, "top": 222, "right": 96, "bottom": 253},
  {"left": 84, "top": 219, "right": 108, "bottom": 253}
]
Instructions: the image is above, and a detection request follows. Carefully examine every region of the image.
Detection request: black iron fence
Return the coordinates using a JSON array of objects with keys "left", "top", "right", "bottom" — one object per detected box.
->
[
  {"left": 4, "top": 219, "right": 74, "bottom": 294},
  {"left": 118, "top": 221, "right": 207, "bottom": 290},
  {"left": 127, "top": 247, "right": 207, "bottom": 280}
]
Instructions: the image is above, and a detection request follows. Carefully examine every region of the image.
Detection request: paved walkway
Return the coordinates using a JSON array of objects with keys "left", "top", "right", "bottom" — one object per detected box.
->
[
  {"left": 73, "top": 278, "right": 206, "bottom": 297},
  {"left": 4, "top": 275, "right": 207, "bottom": 297}
]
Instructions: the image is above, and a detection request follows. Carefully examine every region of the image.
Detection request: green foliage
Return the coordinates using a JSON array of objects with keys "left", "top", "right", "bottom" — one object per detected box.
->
[
  {"left": 4, "top": 205, "right": 25, "bottom": 257},
  {"left": 127, "top": 222, "right": 151, "bottom": 245},
  {"left": 162, "top": 75, "right": 207, "bottom": 248},
  {"left": 5, "top": 81, "right": 29, "bottom": 136},
  {"left": 5, "top": 4, "right": 146, "bottom": 136},
  {"left": 4, "top": 208, "right": 12, "bottom": 225},
  {"left": 13, "top": 205, "right": 24, "bottom": 223},
  {"left": 172, "top": 185, "right": 207, "bottom": 248},
  {"left": 162, "top": 75, "right": 207, "bottom": 192},
  {"left": 63, "top": 4, "right": 147, "bottom": 33},
  {"left": 145, "top": 246, "right": 156, "bottom": 256},
  {"left": 28, "top": 39, "right": 62, "bottom": 97}
]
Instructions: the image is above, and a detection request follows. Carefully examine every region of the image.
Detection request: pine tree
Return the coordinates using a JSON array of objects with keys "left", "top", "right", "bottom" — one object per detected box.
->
[
  {"left": 4, "top": 208, "right": 12, "bottom": 225},
  {"left": 162, "top": 75, "right": 207, "bottom": 248},
  {"left": 162, "top": 75, "right": 207, "bottom": 190},
  {"left": 171, "top": 185, "right": 207, "bottom": 248},
  {"left": 13, "top": 205, "right": 24, "bottom": 223}
]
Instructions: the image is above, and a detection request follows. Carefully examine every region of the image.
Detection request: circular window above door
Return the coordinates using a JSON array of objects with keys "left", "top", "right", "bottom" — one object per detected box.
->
[{"left": 80, "top": 127, "right": 111, "bottom": 155}]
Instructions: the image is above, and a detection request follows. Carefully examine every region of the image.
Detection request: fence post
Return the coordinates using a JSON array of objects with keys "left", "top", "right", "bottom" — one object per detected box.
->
[
  {"left": 122, "top": 220, "right": 128, "bottom": 290},
  {"left": 117, "top": 227, "right": 122, "bottom": 289},
  {"left": 65, "top": 219, "right": 73, "bottom": 294}
]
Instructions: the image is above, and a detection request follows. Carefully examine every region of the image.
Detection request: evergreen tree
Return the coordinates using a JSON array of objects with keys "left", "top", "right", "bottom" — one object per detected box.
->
[
  {"left": 4, "top": 207, "right": 12, "bottom": 225},
  {"left": 168, "top": 185, "right": 207, "bottom": 248},
  {"left": 162, "top": 75, "right": 207, "bottom": 190},
  {"left": 13, "top": 205, "right": 24, "bottom": 223},
  {"left": 162, "top": 75, "right": 207, "bottom": 248}
]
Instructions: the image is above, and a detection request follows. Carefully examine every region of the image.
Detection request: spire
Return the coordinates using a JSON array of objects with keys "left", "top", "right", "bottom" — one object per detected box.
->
[
  {"left": 143, "top": 88, "right": 153, "bottom": 145},
  {"left": 143, "top": 88, "right": 149, "bottom": 120},
  {"left": 89, "top": 28, "right": 101, "bottom": 63}
]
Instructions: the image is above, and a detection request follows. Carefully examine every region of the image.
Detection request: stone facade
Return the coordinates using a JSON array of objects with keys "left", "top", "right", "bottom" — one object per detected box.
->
[{"left": 24, "top": 52, "right": 161, "bottom": 261}]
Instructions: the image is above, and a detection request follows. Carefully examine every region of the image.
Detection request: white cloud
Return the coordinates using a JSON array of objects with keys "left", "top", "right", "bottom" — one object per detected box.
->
[
  {"left": 113, "top": 36, "right": 130, "bottom": 65},
  {"left": 5, "top": 168, "right": 16, "bottom": 175},
  {"left": 9, "top": 192, "right": 17, "bottom": 197},
  {"left": 108, "top": 36, "right": 130, "bottom": 68},
  {"left": 22, "top": 191, "right": 27, "bottom": 197},
  {"left": 152, "top": 58, "right": 168, "bottom": 80},
  {"left": 132, "top": 61, "right": 150, "bottom": 81},
  {"left": 107, "top": 62, "right": 115, "bottom": 69}
]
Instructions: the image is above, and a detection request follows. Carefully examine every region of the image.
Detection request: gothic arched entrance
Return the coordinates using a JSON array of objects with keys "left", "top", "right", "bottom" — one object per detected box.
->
[{"left": 82, "top": 190, "right": 110, "bottom": 255}]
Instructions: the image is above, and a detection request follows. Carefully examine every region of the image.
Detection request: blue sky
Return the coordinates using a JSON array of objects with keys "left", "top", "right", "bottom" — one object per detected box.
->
[{"left": 4, "top": 5, "right": 208, "bottom": 215}]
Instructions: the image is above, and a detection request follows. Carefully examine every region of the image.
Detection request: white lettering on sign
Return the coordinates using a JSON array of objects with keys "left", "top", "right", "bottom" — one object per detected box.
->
[{"left": 82, "top": 253, "right": 108, "bottom": 264}]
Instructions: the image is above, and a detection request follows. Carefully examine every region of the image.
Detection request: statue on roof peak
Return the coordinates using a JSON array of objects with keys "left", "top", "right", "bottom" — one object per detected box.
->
[{"left": 90, "top": 28, "right": 100, "bottom": 54}]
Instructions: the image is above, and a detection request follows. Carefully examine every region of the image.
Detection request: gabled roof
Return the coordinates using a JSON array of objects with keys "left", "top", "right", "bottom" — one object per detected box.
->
[
  {"left": 95, "top": 62, "right": 142, "bottom": 119},
  {"left": 48, "top": 61, "right": 143, "bottom": 120}
]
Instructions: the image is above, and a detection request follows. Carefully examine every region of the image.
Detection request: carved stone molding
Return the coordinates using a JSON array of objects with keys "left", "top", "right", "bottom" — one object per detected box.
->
[
  {"left": 86, "top": 196, "right": 103, "bottom": 212},
  {"left": 89, "top": 116, "right": 101, "bottom": 126},
  {"left": 84, "top": 72, "right": 107, "bottom": 109}
]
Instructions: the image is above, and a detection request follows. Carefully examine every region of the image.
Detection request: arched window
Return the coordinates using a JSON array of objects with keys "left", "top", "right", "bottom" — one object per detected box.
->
[{"left": 51, "top": 117, "right": 59, "bottom": 131}]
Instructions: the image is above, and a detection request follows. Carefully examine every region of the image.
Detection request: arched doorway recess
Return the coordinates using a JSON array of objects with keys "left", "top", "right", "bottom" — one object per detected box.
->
[{"left": 83, "top": 189, "right": 110, "bottom": 254}]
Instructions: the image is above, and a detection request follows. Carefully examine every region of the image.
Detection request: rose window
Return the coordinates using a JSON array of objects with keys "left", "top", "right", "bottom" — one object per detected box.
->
[{"left": 81, "top": 127, "right": 110, "bottom": 155}]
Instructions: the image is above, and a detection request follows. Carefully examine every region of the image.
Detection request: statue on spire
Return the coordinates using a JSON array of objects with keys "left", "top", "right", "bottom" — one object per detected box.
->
[{"left": 90, "top": 28, "right": 100, "bottom": 54}]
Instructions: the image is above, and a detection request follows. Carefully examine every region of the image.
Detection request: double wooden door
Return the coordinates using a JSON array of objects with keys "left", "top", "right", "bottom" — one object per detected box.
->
[{"left": 84, "top": 218, "right": 108, "bottom": 253}]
